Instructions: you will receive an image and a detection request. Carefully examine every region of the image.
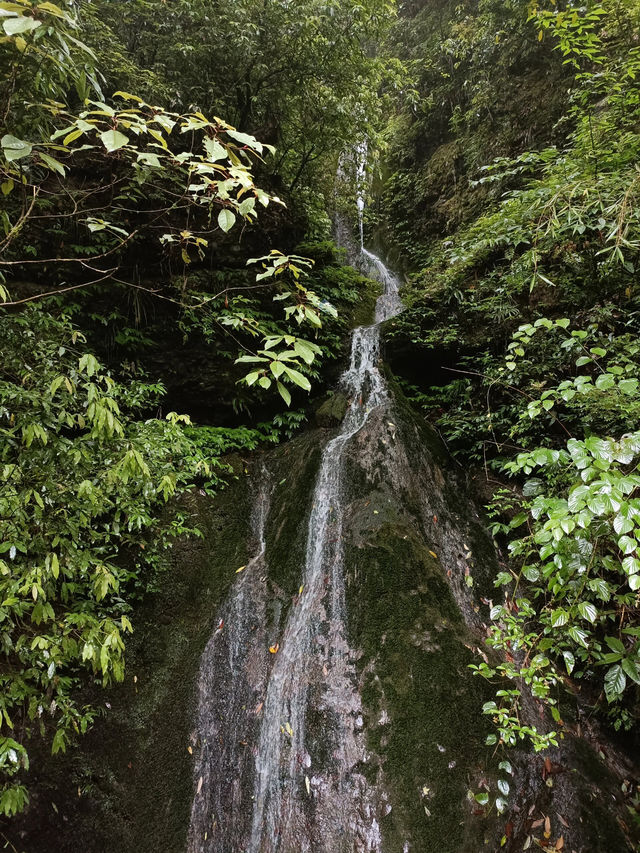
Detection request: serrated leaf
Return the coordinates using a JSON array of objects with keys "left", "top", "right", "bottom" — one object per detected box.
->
[
  {"left": 604, "top": 664, "right": 626, "bottom": 701},
  {"left": 578, "top": 601, "right": 597, "bottom": 623},
  {"left": 551, "top": 609, "right": 569, "bottom": 627}
]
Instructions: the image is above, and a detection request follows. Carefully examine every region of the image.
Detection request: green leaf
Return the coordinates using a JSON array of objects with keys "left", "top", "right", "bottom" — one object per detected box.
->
[
  {"left": 621, "top": 658, "right": 640, "bottom": 684},
  {"left": 578, "top": 601, "right": 597, "bottom": 624},
  {"left": 3, "top": 16, "right": 41, "bottom": 35},
  {"left": 562, "top": 650, "right": 575, "bottom": 674},
  {"left": 568, "top": 625, "right": 589, "bottom": 648},
  {"left": 619, "top": 378, "right": 639, "bottom": 396},
  {"left": 226, "top": 129, "right": 262, "bottom": 152},
  {"left": 38, "top": 151, "right": 65, "bottom": 175},
  {"left": 99, "top": 130, "right": 129, "bottom": 152},
  {"left": 204, "top": 138, "right": 228, "bottom": 162},
  {"left": 218, "top": 209, "right": 236, "bottom": 233},
  {"left": 497, "top": 779, "right": 510, "bottom": 797},
  {"left": 276, "top": 381, "right": 291, "bottom": 407},
  {"left": 551, "top": 608, "right": 569, "bottom": 627},
  {"left": 1, "top": 134, "right": 32, "bottom": 162},
  {"left": 604, "top": 664, "right": 626, "bottom": 701},
  {"left": 283, "top": 366, "right": 311, "bottom": 391}
]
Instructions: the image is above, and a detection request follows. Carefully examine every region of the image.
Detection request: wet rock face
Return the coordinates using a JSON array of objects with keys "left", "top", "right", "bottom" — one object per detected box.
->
[{"left": 315, "top": 392, "right": 349, "bottom": 428}]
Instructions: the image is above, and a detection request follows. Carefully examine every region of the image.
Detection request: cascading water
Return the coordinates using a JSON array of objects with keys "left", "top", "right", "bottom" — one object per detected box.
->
[
  {"left": 187, "top": 473, "right": 273, "bottom": 853},
  {"left": 188, "top": 161, "right": 404, "bottom": 852},
  {"left": 247, "top": 268, "right": 401, "bottom": 852}
]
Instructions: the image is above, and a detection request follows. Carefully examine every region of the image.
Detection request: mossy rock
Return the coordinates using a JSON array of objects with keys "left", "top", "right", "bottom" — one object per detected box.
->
[{"left": 315, "top": 392, "right": 349, "bottom": 427}]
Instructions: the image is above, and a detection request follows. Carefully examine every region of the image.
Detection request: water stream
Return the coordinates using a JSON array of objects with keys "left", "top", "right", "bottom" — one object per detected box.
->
[
  {"left": 188, "top": 169, "right": 404, "bottom": 851},
  {"left": 247, "top": 259, "right": 401, "bottom": 853}
]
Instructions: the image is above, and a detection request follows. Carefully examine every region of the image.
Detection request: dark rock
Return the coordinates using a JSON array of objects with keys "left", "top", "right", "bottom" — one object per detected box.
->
[{"left": 315, "top": 392, "right": 349, "bottom": 427}]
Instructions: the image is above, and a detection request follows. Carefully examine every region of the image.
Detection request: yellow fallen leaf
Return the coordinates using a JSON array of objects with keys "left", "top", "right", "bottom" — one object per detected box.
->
[
  {"left": 236, "top": 565, "right": 246, "bottom": 573},
  {"left": 187, "top": 745, "right": 193, "bottom": 754},
  {"left": 269, "top": 643, "right": 279, "bottom": 654},
  {"left": 429, "top": 551, "right": 437, "bottom": 559},
  {"left": 285, "top": 722, "right": 293, "bottom": 737},
  {"left": 299, "top": 585, "right": 304, "bottom": 595}
]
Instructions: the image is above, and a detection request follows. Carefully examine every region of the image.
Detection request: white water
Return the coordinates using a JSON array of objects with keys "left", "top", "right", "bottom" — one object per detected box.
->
[
  {"left": 247, "top": 252, "right": 402, "bottom": 853},
  {"left": 188, "top": 153, "right": 404, "bottom": 850},
  {"left": 187, "top": 473, "right": 272, "bottom": 853}
]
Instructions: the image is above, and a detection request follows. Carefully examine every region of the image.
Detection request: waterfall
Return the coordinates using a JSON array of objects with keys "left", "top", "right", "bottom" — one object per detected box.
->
[
  {"left": 248, "top": 263, "right": 401, "bottom": 852},
  {"left": 355, "top": 140, "right": 367, "bottom": 249},
  {"left": 187, "top": 473, "right": 272, "bottom": 853},
  {"left": 188, "top": 213, "right": 404, "bottom": 852}
]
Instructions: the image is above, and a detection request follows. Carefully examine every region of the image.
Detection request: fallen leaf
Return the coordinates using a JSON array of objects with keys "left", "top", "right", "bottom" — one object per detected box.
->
[
  {"left": 557, "top": 813, "right": 569, "bottom": 828},
  {"left": 255, "top": 702, "right": 264, "bottom": 715},
  {"left": 187, "top": 746, "right": 193, "bottom": 754},
  {"left": 284, "top": 722, "right": 293, "bottom": 737},
  {"left": 556, "top": 837, "right": 564, "bottom": 851},
  {"left": 269, "top": 643, "right": 279, "bottom": 654},
  {"left": 236, "top": 565, "right": 246, "bottom": 573},
  {"left": 544, "top": 815, "right": 551, "bottom": 839},
  {"left": 429, "top": 550, "right": 437, "bottom": 559},
  {"left": 305, "top": 775, "right": 310, "bottom": 795},
  {"left": 299, "top": 585, "right": 304, "bottom": 595},
  {"left": 197, "top": 776, "right": 203, "bottom": 794}
]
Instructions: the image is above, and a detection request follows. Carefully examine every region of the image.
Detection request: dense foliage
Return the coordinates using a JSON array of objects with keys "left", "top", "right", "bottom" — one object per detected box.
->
[
  {"left": 380, "top": 0, "right": 640, "bottom": 803},
  {"left": 0, "top": 0, "right": 394, "bottom": 815}
]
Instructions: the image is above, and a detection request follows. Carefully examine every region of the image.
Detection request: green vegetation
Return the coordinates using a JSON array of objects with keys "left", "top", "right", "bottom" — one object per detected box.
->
[
  {"left": 379, "top": 0, "right": 640, "bottom": 812},
  {"left": 4, "top": 0, "right": 640, "bottom": 837},
  {"left": 0, "top": 0, "right": 394, "bottom": 815}
]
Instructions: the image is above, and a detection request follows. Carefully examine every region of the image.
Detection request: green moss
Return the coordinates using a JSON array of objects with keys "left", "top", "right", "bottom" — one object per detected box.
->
[{"left": 344, "top": 520, "right": 494, "bottom": 852}]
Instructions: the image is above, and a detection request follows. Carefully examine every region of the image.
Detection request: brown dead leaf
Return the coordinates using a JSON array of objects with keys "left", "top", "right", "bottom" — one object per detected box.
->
[
  {"left": 255, "top": 702, "right": 264, "bottom": 715},
  {"left": 556, "top": 837, "right": 564, "bottom": 850},
  {"left": 544, "top": 815, "right": 551, "bottom": 839}
]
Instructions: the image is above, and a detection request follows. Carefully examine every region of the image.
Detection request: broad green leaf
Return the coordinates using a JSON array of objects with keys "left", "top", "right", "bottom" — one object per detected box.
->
[
  {"left": 283, "top": 366, "right": 311, "bottom": 391},
  {"left": 3, "top": 15, "right": 40, "bottom": 35},
  {"left": 218, "top": 209, "right": 236, "bottom": 233},
  {"left": 578, "top": 601, "right": 597, "bottom": 624},
  {"left": 1, "top": 134, "right": 32, "bottom": 161},
  {"left": 276, "top": 381, "right": 291, "bottom": 407},
  {"left": 99, "top": 130, "right": 129, "bottom": 152},
  {"left": 621, "top": 658, "right": 640, "bottom": 684},
  {"left": 604, "top": 664, "right": 626, "bottom": 701},
  {"left": 550, "top": 608, "right": 568, "bottom": 627}
]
